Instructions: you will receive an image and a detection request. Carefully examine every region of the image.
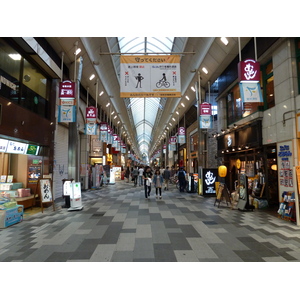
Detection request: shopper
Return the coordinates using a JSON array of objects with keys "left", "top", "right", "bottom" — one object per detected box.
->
[
  {"left": 153, "top": 169, "right": 163, "bottom": 199},
  {"left": 138, "top": 166, "right": 144, "bottom": 186},
  {"left": 132, "top": 166, "right": 139, "bottom": 187},
  {"left": 125, "top": 167, "right": 130, "bottom": 183},
  {"left": 162, "top": 166, "right": 171, "bottom": 190},
  {"left": 143, "top": 166, "right": 153, "bottom": 199},
  {"left": 177, "top": 167, "right": 186, "bottom": 192}
]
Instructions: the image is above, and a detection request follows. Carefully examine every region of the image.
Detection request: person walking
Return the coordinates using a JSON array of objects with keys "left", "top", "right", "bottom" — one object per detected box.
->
[
  {"left": 162, "top": 166, "right": 171, "bottom": 191},
  {"left": 177, "top": 167, "right": 186, "bottom": 192},
  {"left": 153, "top": 169, "right": 163, "bottom": 199},
  {"left": 138, "top": 166, "right": 144, "bottom": 186},
  {"left": 132, "top": 166, "right": 139, "bottom": 187},
  {"left": 125, "top": 167, "right": 130, "bottom": 183},
  {"left": 143, "top": 166, "right": 153, "bottom": 199}
]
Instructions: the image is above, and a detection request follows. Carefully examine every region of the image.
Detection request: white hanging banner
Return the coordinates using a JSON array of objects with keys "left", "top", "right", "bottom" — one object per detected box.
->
[
  {"left": 239, "top": 82, "right": 263, "bottom": 103},
  {"left": 120, "top": 55, "right": 181, "bottom": 98}
]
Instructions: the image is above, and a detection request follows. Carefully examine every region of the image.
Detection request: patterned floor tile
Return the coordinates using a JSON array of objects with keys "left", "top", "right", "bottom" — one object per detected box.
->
[{"left": 1, "top": 180, "right": 300, "bottom": 262}]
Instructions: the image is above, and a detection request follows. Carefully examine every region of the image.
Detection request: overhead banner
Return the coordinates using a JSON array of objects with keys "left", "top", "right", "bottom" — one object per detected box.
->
[{"left": 120, "top": 55, "right": 181, "bottom": 98}]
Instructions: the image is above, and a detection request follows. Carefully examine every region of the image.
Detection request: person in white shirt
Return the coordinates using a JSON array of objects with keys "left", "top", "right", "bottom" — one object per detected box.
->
[{"left": 138, "top": 166, "right": 144, "bottom": 186}]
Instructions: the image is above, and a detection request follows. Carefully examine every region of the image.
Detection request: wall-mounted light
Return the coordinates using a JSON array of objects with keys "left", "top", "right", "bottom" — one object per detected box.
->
[{"left": 233, "top": 123, "right": 237, "bottom": 129}]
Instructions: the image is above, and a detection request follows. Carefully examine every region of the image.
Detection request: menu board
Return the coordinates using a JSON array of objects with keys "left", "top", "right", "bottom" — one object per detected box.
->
[{"left": 39, "top": 179, "right": 53, "bottom": 203}]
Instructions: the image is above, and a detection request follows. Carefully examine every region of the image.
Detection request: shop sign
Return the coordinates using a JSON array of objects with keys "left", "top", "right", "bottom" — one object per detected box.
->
[
  {"left": 6, "top": 141, "right": 26, "bottom": 154},
  {"left": 163, "top": 144, "right": 166, "bottom": 154},
  {"left": 85, "top": 123, "right": 98, "bottom": 135},
  {"left": 58, "top": 105, "right": 76, "bottom": 123},
  {"left": 99, "top": 122, "right": 108, "bottom": 142},
  {"left": 200, "top": 102, "right": 212, "bottom": 115},
  {"left": 203, "top": 168, "right": 217, "bottom": 196},
  {"left": 200, "top": 115, "right": 212, "bottom": 129},
  {"left": 238, "top": 59, "right": 260, "bottom": 82},
  {"left": 59, "top": 80, "right": 76, "bottom": 99},
  {"left": 0, "top": 138, "right": 8, "bottom": 152},
  {"left": 26, "top": 144, "right": 39, "bottom": 155},
  {"left": 239, "top": 82, "right": 263, "bottom": 103},
  {"left": 86, "top": 106, "right": 97, "bottom": 123},
  {"left": 112, "top": 134, "right": 118, "bottom": 148},
  {"left": 178, "top": 127, "right": 186, "bottom": 144}
]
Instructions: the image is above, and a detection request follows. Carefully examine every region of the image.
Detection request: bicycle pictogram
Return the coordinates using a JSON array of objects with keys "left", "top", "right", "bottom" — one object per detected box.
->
[{"left": 156, "top": 73, "right": 170, "bottom": 88}]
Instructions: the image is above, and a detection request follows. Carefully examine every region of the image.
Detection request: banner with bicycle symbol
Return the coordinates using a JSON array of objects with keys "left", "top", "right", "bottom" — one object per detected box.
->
[{"left": 120, "top": 55, "right": 181, "bottom": 98}]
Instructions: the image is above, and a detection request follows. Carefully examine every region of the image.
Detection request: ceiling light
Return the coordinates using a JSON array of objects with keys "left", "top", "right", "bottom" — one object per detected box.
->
[
  {"left": 89, "top": 74, "right": 95, "bottom": 80},
  {"left": 106, "top": 103, "right": 110, "bottom": 107},
  {"left": 202, "top": 67, "right": 208, "bottom": 74},
  {"left": 220, "top": 37, "right": 229, "bottom": 46},
  {"left": 9, "top": 54, "right": 21, "bottom": 60},
  {"left": 176, "top": 111, "right": 179, "bottom": 115},
  {"left": 117, "top": 121, "right": 120, "bottom": 124},
  {"left": 191, "top": 86, "right": 195, "bottom": 92},
  {"left": 75, "top": 48, "right": 81, "bottom": 55},
  {"left": 114, "top": 115, "right": 117, "bottom": 119},
  {"left": 99, "top": 91, "right": 104, "bottom": 96},
  {"left": 181, "top": 103, "right": 185, "bottom": 107},
  {"left": 169, "top": 123, "right": 172, "bottom": 126},
  {"left": 111, "top": 111, "right": 115, "bottom": 115},
  {"left": 185, "top": 95, "right": 190, "bottom": 100}
]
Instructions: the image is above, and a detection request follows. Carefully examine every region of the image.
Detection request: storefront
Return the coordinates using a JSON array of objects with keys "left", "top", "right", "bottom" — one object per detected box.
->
[
  {"left": 0, "top": 38, "right": 56, "bottom": 209},
  {"left": 217, "top": 119, "right": 278, "bottom": 207}
]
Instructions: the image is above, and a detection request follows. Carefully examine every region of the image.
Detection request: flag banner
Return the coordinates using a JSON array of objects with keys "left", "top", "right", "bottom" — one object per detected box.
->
[
  {"left": 58, "top": 105, "right": 76, "bottom": 123},
  {"left": 120, "top": 55, "right": 181, "bottom": 98},
  {"left": 178, "top": 127, "right": 186, "bottom": 144},
  {"left": 85, "top": 123, "right": 98, "bottom": 135},
  {"left": 200, "top": 115, "right": 213, "bottom": 129},
  {"left": 239, "top": 82, "right": 263, "bottom": 103},
  {"left": 99, "top": 122, "right": 108, "bottom": 142}
]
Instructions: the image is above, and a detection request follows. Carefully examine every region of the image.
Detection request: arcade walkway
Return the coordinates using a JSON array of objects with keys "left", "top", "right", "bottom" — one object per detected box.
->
[{"left": 1, "top": 180, "right": 300, "bottom": 262}]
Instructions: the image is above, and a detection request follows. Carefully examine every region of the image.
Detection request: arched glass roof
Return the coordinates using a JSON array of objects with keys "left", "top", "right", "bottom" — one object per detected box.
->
[{"left": 117, "top": 37, "right": 175, "bottom": 160}]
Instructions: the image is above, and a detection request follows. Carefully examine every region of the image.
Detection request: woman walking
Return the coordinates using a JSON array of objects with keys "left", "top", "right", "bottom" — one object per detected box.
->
[
  {"left": 153, "top": 169, "right": 163, "bottom": 199},
  {"left": 143, "top": 166, "right": 153, "bottom": 199}
]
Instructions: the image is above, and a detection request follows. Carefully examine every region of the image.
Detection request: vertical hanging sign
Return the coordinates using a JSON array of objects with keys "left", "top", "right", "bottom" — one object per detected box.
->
[
  {"left": 178, "top": 127, "right": 186, "bottom": 144},
  {"left": 199, "top": 102, "right": 212, "bottom": 129},
  {"left": 99, "top": 122, "right": 108, "bottom": 142},
  {"left": 169, "top": 136, "right": 177, "bottom": 151},
  {"left": 58, "top": 80, "right": 76, "bottom": 122}
]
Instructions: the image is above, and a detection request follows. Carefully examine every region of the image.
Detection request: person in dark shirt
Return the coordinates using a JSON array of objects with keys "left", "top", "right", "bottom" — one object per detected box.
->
[{"left": 143, "top": 166, "right": 153, "bottom": 199}]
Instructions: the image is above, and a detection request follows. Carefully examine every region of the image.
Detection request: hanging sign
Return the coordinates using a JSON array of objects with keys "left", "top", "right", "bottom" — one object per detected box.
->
[
  {"left": 59, "top": 80, "right": 76, "bottom": 99},
  {"left": 163, "top": 144, "right": 166, "bottom": 154},
  {"left": 178, "top": 127, "right": 186, "bottom": 144},
  {"left": 120, "top": 55, "right": 181, "bottom": 98},
  {"left": 85, "top": 123, "right": 98, "bottom": 135},
  {"left": 239, "top": 82, "right": 263, "bottom": 103},
  {"left": 200, "top": 102, "right": 212, "bottom": 115},
  {"left": 169, "top": 136, "right": 177, "bottom": 151},
  {"left": 99, "top": 122, "right": 108, "bottom": 142},
  {"left": 86, "top": 106, "right": 97, "bottom": 123},
  {"left": 200, "top": 115, "right": 212, "bottom": 129},
  {"left": 58, "top": 105, "right": 76, "bottom": 123},
  {"left": 112, "top": 134, "right": 118, "bottom": 148},
  {"left": 238, "top": 59, "right": 260, "bottom": 82}
]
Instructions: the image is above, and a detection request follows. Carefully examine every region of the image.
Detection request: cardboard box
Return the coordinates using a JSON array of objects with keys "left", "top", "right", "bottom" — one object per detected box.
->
[{"left": 0, "top": 205, "right": 24, "bottom": 228}]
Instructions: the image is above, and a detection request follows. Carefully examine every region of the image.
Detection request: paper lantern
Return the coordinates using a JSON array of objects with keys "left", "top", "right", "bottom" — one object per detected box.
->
[{"left": 218, "top": 165, "right": 227, "bottom": 178}]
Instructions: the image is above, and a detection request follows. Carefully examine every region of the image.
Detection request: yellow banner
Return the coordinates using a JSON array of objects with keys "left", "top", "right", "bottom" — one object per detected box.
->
[{"left": 120, "top": 55, "right": 181, "bottom": 98}]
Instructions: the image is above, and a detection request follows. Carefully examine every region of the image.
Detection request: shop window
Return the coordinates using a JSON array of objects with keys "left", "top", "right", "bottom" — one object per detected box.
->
[
  {"left": 261, "top": 60, "right": 275, "bottom": 109},
  {"left": 0, "top": 38, "right": 50, "bottom": 119}
]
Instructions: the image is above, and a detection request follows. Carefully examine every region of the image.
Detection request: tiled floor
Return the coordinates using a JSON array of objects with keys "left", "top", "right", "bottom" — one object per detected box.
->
[{"left": 1, "top": 180, "right": 300, "bottom": 262}]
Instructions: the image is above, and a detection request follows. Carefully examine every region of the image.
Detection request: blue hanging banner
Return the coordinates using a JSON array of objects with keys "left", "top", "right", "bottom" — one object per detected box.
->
[{"left": 58, "top": 105, "right": 76, "bottom": 123}]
